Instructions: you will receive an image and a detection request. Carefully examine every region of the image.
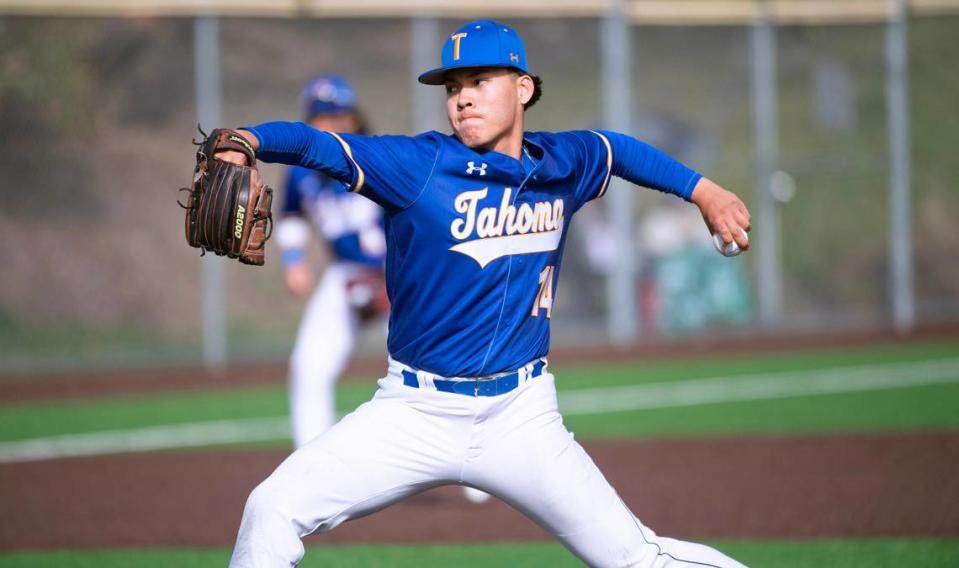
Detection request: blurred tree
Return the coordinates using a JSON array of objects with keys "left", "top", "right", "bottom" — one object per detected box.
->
[
  {"left": 0, "top": 18, "right": 97, "bottom": 217},
  {"left": 89, "top": 18, "right": 193, "bottom": 126}
]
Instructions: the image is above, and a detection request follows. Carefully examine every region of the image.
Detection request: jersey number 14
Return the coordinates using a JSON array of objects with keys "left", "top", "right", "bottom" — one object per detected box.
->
[{"left": 531, "top": 265, "right": 555, "bottom": 319}]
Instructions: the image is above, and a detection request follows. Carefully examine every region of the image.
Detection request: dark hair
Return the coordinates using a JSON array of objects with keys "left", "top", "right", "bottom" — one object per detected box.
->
[{"left": 523, "top": 74, "right": 543, "bottom": 110}]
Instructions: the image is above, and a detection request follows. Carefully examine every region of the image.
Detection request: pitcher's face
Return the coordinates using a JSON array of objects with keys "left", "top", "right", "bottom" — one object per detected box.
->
[{"left": 445, "top": 68, "right": 531, "bottom": 151}]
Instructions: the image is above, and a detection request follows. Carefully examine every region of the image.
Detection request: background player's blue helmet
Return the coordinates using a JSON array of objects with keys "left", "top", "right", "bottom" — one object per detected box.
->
[
  {"left": 418, "top": 20, "right": 529, "bottom": 85},
  {"left": 301, "top": 74, "right": 357, "bottom": 118}
]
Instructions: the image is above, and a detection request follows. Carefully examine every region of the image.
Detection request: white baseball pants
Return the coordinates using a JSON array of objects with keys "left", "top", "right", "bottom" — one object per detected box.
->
[
  {"left": 231, "top": 360, "right": 747, "bottom": 567},
  {"left": 288, "top": 264, "right": 358, "bottom": 449}
]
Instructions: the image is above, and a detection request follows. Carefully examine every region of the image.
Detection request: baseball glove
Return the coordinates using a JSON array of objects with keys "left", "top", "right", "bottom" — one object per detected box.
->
[{"left": 179, "top": 127, "right": 274, "bottom": 266}]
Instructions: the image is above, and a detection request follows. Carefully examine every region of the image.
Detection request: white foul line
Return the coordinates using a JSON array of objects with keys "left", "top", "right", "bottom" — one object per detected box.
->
[
  {"left": 558, "top": 357, "right": 959, "bottom": 415},
  {"left": 0, "top": 417, "right": 289, "bottom": 464},
  {"left": 0, "top": 357, "right": 957, "bottom": 463}
]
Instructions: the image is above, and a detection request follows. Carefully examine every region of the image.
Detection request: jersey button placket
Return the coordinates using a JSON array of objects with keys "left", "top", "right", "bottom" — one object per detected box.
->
[{"left": 503, "top": 181, "right": 518, "bottom": 330}]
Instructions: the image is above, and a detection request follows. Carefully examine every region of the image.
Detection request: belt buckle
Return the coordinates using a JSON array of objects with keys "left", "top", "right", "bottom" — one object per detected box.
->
[
  {"left": 471, "top": 373, "right": 501, "bottom": 397},
  {"left": 473, "top": 376, "right": 493, "bottom": 397}
]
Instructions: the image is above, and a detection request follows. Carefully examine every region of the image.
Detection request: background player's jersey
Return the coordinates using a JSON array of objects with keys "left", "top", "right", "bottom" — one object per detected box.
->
[
  {"left": 251, "top": 123, "right": 700, "bottom": 377},
  {"left": 283, "top": 166, "right": 385, "bottom": 267}
]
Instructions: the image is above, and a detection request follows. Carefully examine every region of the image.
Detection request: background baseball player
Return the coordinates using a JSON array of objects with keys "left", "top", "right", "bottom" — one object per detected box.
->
[
  {"left": 218, "top": 20, "right": 751, "bottom": 567},
  {"left": 275, "top": 75, "right": 388, "bottom": 449}
]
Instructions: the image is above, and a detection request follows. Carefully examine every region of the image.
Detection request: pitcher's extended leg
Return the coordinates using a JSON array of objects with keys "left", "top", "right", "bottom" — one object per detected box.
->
[
  {"left": 465, "top": 375, "right": 747, "bottom": 568},
  {"left": 231, "top": 383, "right": 465, "bottom": 567}
]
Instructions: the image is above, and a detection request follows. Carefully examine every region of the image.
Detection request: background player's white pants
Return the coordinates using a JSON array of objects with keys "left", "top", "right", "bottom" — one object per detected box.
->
[
  {"left": 288, "top": 264, "right": 357, "bottom": 449},
  {"left": 231, "top": 363, "right": 747, "bottom": 568}
]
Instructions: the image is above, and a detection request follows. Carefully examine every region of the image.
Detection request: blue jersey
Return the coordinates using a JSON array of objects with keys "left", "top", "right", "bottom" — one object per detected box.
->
[
  {"left": 248, "top": 122, "right": 701, "bottom": 376},
  {"left": 282, "top": 166, "right": 385, "bottom": 267}
]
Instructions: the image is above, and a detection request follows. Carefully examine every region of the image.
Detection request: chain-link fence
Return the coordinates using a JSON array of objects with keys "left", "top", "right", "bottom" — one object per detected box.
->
[{"left": 1, "top": 11, "right": 956, "bottom": 374}]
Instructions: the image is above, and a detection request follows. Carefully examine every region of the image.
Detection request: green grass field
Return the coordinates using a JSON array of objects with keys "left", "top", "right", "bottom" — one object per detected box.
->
[
  {"left": 2, "top": 338, "right": 957, "bottom": 566},
  {"left": 1, "top": 339, "right": 957, "bottom": 444},
  {"left": 2, "top": 540, "right": 958, "bottom": 568}
]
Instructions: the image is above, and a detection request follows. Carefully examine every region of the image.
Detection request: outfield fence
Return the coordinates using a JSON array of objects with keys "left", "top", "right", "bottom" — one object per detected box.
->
[{"left": 1, "top": 1, "right": 957, "bottom": 373}]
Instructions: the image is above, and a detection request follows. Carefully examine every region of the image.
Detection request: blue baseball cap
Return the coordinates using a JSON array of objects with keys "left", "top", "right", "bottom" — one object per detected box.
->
[
  {"left": 418, "top": 20, "right": 529, "bottom": 85},
  {"left": 301, "top": 74, "right": 357, "bottom": 118}
]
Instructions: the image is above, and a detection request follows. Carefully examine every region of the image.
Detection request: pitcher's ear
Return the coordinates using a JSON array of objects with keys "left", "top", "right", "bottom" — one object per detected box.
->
[{"left": 521, "top": 74, "right": 543, "bottom": 110}]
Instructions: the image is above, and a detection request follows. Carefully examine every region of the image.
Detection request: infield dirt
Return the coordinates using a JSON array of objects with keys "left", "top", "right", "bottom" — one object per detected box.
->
[{"left": 2, "top": 432, "right": 957, "bottom": 549}]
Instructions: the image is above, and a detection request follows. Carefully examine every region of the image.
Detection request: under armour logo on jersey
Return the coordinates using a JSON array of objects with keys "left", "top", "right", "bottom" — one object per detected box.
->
[{"left": 466, "top": 161, "right": 488, "bottom": 176}]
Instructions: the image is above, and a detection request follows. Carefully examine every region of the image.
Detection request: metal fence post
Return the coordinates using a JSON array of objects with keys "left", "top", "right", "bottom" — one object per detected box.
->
[
  {"left": 194, "top": 15, "right": 227, "bottom": 369},
  {"left": 602, "top": 0, "right": 638, "bottom": 343},
  {"left": 751, "top": 0, "right": 783, "bottom": 328},
  {"left": 886, "top": 0, "right": 915, "bottom": 332},
  {"left": 410, "top": 16, "right": 443, "bottom": 133}
]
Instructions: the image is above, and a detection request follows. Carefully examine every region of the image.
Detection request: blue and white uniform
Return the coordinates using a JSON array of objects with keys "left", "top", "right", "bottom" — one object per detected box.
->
[
  {"left": 281, "top": 166, "right": 385, "bottom": 269},
  {"left": 231, "top": 20, "right": 747, "bottom": 568},
  {"left": 278, "top": 165, "right": 386, "bottom": 448},
  {"left": 277, "top": 74, "right": 387, "bottom": 449}
]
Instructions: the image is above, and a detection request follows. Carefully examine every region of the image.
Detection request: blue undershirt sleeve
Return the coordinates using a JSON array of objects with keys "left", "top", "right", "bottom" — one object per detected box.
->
[
  {"left": 596, "top": 130, "right": 702, "bottom": 201},
  {"left": 243, "top": 122, "right": 440, "bottom": 211},
  {"left": 244, "top": 121, "right": 358, "bottom": 188}
]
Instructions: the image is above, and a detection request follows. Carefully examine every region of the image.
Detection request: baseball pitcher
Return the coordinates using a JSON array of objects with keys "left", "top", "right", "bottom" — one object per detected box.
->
[{"left": 211, "top": 20, "right": 752, "bottom": 567}]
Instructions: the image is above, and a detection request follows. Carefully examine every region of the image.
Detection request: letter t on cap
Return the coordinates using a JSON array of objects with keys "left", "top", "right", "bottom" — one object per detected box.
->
[{"left": 451, "top": 32, "right": 468, "bottom": 61}]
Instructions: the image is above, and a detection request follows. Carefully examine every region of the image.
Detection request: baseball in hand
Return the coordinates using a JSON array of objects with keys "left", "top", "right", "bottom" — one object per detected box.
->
[{"left": 712, "top": 228, "right": 749, "bottom": 257}]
